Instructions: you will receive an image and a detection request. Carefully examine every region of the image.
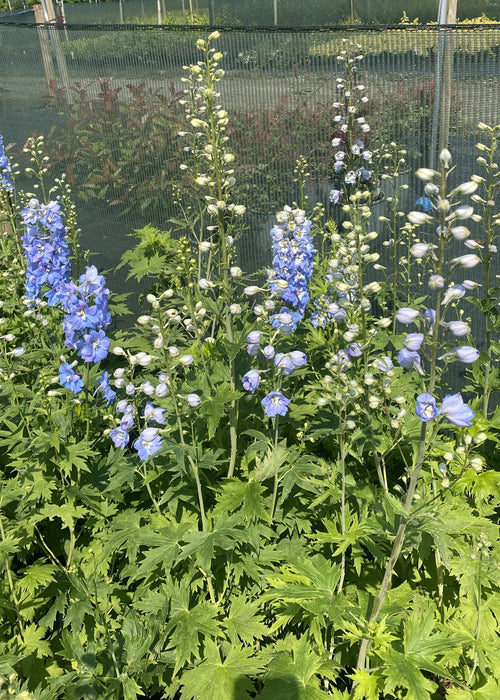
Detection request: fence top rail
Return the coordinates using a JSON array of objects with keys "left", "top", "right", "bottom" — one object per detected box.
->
[{"left": 1, "top": 20, "right": 500, "bottom": 32}]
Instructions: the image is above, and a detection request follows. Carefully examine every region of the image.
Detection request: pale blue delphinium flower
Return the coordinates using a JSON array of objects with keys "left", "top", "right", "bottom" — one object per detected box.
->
[
  {"left": 133, "top": 428, "right": 163, "bottom": 460},
  {"left": 261, "top": 391, "right": 291, "bottom": 417},
  {"left": 110, "top": 427, "right": 130, "bottom": 449},
  {"left": 143, "top": 402, "right": 167, "bottom": 425},
  {"left": 440, "top": 393, "right": 475, "bottom": 427},
  {"left": 375, "top": 356, "right": 393, "bottom": 372},
  {"left": 404, "top": 333, "right": 424, "bottom": 352},
  {"left": 397, "top": 348, "right": 424, "bottom": 375},
  {"left": 453, "top": 346, "right": 480, "bottom": 364},
  {"left": 396, "top": 308, "right": 420, "bottom": 324},
  {"left": 242, "top": 369, "right": 260, "bottom": 393},
  {"left": 416, "top": 393, "right": 440, "bottom": 422}
]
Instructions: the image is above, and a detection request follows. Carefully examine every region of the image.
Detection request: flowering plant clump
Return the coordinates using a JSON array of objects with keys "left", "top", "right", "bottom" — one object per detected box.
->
[{"left": 1, "top": 37, "right": 500, "bottom": 700}]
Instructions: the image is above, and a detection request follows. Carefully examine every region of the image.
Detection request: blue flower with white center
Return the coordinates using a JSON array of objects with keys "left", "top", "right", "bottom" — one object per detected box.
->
[
  {"left": 58, "top": 362, "right": 84, "bottom": 394},
  {"left": 78, "top": 329, "right": 111, "bottom": 364},
  {"left": 261, "top": 391, "right": 291, "bottom": 417},
  {"left": 416, "top": 393, "right": 440, "bottom": 422},
  {"left": 133, "top": 428, "right": 163, "bottom": 460},
  {"left": 110, "top": 427, "right": 130, "bottom": 449},
  {"left": 440, "top": 393, "right": 474, "bottom": 427}
]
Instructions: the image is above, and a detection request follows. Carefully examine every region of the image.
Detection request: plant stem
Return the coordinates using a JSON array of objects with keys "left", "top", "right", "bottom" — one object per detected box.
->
[
  {"left": 355, "top": 422, "right": 428, "bottom": 673},
  {"left": 269, "top": 417, "right": 280, "bottom": 520}
]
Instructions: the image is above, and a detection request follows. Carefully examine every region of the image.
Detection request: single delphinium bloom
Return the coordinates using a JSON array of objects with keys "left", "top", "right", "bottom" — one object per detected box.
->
[
  {"left": 110, "top": 427, "right": 130, "bottom": 449},
  {"left": 133, "top": 427, "right": 163, "bottom": 460},
  {"left": 329, "top": 42, "right": 376, "bottom": 204},
  {"left": 242, "top": 369, "right": 260, "bottom": 393},
  {"left": 268, "top": 206, "right": 316, "bottom": 318},
  {"left": 261, "top": 391, "right": 291, "bottom": 418},
  {"left": 0, "top": 133, "right": 14, "bottom": 193},
  {"left": 440, "top": 393, "right": 475, "bottom": 427},
  {"left": 20, "top": 198, "right": 71, "bottom": 307},
  {"left": 143, "top": 402, "right": 167, "bottom": 425},
  {"left": 58, "top": 361, "right": 84, "bottom": 394},
  {"left": 416, "top": 392, "right": 440, "bottom": 422}
]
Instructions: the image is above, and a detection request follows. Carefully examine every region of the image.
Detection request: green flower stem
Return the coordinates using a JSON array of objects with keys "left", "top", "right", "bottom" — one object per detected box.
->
[
  {"left": 0, "top": 508, "right": 25, "bottom": 637},
  {"left": 139, "top": 460, "right": 162, "bottom": 515},
  {"left": 269, "top": 416, "right": 280, "bottom": 521},
  {"left": 337, "top": 409, "right": 347, "bottom": 594},
  {"left": 355, "top": 420, "right": 428, "bottom": 675}
]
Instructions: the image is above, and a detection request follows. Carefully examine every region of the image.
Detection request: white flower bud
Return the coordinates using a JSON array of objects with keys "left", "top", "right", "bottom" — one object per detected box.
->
[
  {"left": 408, "top": 211, "right": 433, "bottom": 225},
  {"left": 135, "top": 352, "right": 154, "bottom": 367},
  {"left": 416, "top": 168, "right": 439, "bottom": 181},
  {"left": 439, "top": 148, "right": 452, "bottom": 168}
]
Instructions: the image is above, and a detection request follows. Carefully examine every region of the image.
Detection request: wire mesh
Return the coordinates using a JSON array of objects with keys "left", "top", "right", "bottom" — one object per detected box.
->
[{"left": 0, "top": 22, "right": 499, "bottom": 307}]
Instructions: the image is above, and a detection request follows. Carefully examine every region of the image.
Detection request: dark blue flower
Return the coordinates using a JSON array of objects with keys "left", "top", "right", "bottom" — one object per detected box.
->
[
  {"left": 414, "top": 196, "right": 433, "bottom": 213},
  {"left": 261, "top": 391, "right": 291, "bottom": 417}
]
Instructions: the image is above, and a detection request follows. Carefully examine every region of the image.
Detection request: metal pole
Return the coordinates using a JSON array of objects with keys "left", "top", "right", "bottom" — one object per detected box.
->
[{"left": 274, "top": 0, "right": 277, "bottom": 26}]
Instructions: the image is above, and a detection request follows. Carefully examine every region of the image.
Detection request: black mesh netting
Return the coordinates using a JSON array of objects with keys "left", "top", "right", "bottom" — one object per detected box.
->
[{"left": 0, "top": 22, "right": 499, "bottom": 328}]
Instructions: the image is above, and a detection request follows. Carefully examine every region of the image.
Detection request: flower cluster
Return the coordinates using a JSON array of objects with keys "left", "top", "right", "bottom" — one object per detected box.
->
[
  {"left": 242, "top": 330, "right": 307, "bottom": 418},
  {"left": 20, "top": 198, "right": 71, "bottom": 307},
  {"left": 329, "top": 41, "right": 376, "bottom": 205},
  {"left": 267, "top": 206, "right": 315, "bottom": 318},
  {"left": 0, "top": 134, "right": 13, "bottom": 194},
  {"left": 60, "top": 266, "right": 111, "bottom": 364}
]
